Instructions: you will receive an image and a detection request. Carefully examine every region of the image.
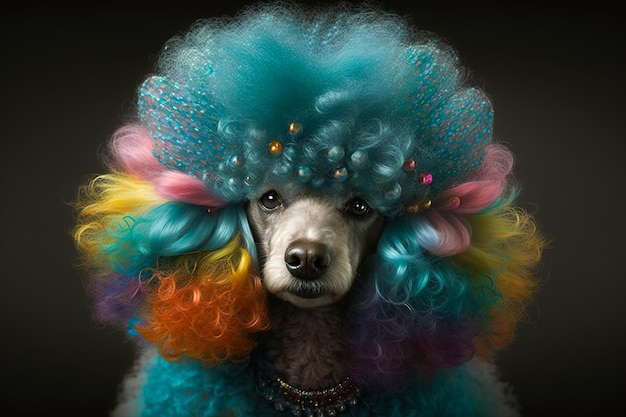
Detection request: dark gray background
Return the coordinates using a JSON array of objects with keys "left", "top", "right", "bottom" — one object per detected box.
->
[{"left": 2, "top": 2, "right": 624, "bottom": 416}]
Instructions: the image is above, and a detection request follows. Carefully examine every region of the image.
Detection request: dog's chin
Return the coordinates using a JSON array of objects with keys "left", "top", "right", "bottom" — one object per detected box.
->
[{"left": 277, "top": 291, "right": 341, "bottom": 309}]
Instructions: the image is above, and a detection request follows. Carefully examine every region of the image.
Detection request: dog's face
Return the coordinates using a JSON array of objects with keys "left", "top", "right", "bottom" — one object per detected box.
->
[{"left": 246, "top": 185, "right": 385, "bottom": 309}]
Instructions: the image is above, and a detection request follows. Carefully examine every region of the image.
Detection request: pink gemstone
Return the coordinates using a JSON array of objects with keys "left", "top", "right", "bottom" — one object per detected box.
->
[
  {"left": 418, "top": 173, "right": 432, "bottom": 185},
  {"left": 403, "top": 158, "right": 416, "bottom": 171}
]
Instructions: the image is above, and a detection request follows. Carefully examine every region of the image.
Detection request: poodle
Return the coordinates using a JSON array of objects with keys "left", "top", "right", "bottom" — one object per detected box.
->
[{"left": 73, "top": 3, "right": 545, "bottom": 416}]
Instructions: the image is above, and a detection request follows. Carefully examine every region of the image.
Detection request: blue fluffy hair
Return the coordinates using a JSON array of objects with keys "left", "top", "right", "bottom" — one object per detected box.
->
[{"left": 139, "top": 1, "right": 491, "bottom": 216}]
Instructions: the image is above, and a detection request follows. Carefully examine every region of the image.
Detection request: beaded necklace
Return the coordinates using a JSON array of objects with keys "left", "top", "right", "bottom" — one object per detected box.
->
[{"left": 254, "top": 354, "right": 361, "bottom": 416}]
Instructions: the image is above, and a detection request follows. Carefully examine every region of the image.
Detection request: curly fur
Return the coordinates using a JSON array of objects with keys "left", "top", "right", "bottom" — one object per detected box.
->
[{"left": 73, "top": 2, "right": 545, "bottom": 416}]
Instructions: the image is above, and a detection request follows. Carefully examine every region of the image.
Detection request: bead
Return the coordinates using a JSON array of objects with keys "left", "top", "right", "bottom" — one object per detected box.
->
[
  {"left": 228, "top": 154, "right": 242, "bottom": 168},
  {"left": 332, "top": 167, "right": 348, "bottom": 180},
  {"left": 450, "top": 196, "right": 461, "bottom": 209},
  {"left": 405, "top": 203, "right": 420, "bottom": 213},
  {"left": 269, "top": 140, "right": 283, "bottom": 154},
  {"left": 327, "top": 145, "right": 345, "bottom": 162},
  {"left": 296, "top": 165, "right": 312, "bottom": 182},
  {"left": 384, "top": 182, "right": 401, "bottom": 200},
  {"left": 402, "top": 158, "right": 416, "bottom": 171},
  {"left": 418, "top": 172, "right": 433, "bottom": 185},
  {"left": 288, "top": 122, "right": 302, "bottom": 135},
  {"left": 405, "top": 199, "right": 431, "bottom": 213},
  {"left": 350, "top": 150, "right": 368, "bottom": 167}
]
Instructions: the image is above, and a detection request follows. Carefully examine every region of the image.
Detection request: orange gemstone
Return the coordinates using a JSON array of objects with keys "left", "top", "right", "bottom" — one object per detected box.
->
[
  {"left": 288, "top": 122, "right": 302, "bottom": 135},
  {"left": 269, "top": 140, "right": 283, "bottom": 154}
]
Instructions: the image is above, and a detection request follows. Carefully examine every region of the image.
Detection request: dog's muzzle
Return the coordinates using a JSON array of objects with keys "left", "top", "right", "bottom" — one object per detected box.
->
[
  {"left": 285, "top": 239, "right": 330, "bottom": 280},
  {"left": 284, "top": 239, "right": 331, "bottom": 298}
]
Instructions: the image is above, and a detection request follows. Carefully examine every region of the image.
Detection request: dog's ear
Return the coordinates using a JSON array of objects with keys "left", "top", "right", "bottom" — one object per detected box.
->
[
  {"left": 73, "top": 126, "right": 270, "bottom": 364},
  {"left": 344, "top": 145, "right": 545, "bottom": 389}
]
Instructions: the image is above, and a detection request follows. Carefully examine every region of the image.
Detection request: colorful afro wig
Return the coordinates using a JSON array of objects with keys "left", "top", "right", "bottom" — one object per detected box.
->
[{"left": 73, "top": 0, "right": 545, "bottom": 401}]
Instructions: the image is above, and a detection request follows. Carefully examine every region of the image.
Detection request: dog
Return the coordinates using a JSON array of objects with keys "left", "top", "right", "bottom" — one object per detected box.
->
[
  {"left": 73, "top": 3, "right": 545, "bottom": 416},
  {"left": 246, "top": 187, "right": 385, "bottom": 310}
]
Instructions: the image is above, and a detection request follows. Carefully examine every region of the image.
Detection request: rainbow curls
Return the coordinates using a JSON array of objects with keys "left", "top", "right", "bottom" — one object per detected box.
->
[
  {"left": 73, "top": 125, "right": 270, "bottom": 362},
  {"left": 345, "top": 145, "right": 546, "bottom": 388},
  {"left": 419, "top": 144, "right": 513, "bottom": 257},
  {"left": 109, "top": 125, "right": 225, "bottom": 209},
  {"left": 137, "top": 240, "right": 271, "bottom": 363}
]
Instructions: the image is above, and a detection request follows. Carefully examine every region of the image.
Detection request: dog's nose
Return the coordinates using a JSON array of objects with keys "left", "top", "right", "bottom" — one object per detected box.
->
[{"left": 285, "top": 240, "right": 331, "bottom": 280}]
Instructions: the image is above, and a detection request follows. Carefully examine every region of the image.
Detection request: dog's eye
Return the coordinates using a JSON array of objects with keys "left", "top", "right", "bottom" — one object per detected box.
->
[
  {"left": 346, "top": 198, "right": 370, "bottom": 217},
  {"left": 259, "top": 191, "right": 282, "bottom": 211}
]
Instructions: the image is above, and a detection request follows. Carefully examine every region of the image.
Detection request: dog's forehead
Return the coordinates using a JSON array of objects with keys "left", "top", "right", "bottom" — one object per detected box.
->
[{"left": 250, "top": 183, "right": 358, "bottom": 206}]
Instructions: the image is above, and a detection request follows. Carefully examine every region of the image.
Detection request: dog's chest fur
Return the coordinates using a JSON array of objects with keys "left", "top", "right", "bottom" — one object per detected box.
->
[{"left": 256, "top": 296, "right": 349, "bottom": 390}]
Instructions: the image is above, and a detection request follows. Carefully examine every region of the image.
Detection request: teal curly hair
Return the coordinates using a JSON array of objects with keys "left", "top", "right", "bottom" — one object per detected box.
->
[{"left": 139, "top": 2, "right": 491, "bottom": 216}]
